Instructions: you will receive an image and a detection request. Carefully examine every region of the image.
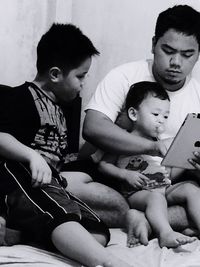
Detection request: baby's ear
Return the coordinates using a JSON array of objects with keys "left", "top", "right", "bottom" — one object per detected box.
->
[{"left": 128, "top": 107, "right": 137, "bottom": 122}]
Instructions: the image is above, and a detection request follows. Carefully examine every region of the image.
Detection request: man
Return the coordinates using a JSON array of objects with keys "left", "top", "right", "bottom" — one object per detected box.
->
[{"left": 79, "top": 5, "right": 200, "bottom": 244}]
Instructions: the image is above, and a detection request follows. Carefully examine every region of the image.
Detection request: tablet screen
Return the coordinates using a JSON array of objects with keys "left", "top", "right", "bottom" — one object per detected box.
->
[{"left": 161, "top": 113, "right": 200, "bottom": 169}]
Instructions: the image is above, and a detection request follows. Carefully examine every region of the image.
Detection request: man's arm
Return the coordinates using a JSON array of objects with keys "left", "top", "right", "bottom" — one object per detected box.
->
[{"left": 83, "top": 110, "right": 167, "bottom": 156}]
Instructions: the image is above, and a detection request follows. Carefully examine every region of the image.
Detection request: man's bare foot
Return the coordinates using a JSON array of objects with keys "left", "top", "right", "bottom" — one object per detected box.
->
[
  {"left": 182, "top": 227, "right": 199, "bottom": 237},
  {"left": 4, "top": 228, "right": 21, "bottom": 246},
  {"left": 0, "top": 217, "right": 6, "bottom": 245},
  {"left": 125, "top": 209, "right": 151, "bottom": 247},
  {"left": 159, "top": 230, "right": 197, "bottom": 248}
]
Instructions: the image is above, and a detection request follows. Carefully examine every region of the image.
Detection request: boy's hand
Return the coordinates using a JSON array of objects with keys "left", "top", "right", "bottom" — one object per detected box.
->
[
  {"left": 28, "top": 151, "right": 52, "bottom": 187},
  {"left": 123, "top": 170, "right": 149, "bottom": 190}
]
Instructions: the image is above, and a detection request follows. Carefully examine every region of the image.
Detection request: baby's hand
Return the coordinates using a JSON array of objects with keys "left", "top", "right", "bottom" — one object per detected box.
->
[
  {"left": 124, "top": 170, "right": 149, "bottom": 190},
  {"left": 28, "top": 151, "right": 52, "bottom": 187}
]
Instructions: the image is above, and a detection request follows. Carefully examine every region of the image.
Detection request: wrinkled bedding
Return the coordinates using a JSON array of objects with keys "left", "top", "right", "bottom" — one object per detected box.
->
[{"left": 1, "top": 229, "right": 200, "bottom": 266}]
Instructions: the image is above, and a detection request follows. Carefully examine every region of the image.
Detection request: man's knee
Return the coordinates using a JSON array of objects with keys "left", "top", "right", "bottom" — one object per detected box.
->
[
  {"left": 178, "top": 182, "right": 200, "bottom": 200},
  {"left": 61, "top": 171, "right": 93, "bottom": 184}
]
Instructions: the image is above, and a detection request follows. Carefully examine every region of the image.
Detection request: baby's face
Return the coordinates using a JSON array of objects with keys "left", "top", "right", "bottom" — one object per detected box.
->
[{"left": 134, "top": 94, "right": 170, "bottom": 139}]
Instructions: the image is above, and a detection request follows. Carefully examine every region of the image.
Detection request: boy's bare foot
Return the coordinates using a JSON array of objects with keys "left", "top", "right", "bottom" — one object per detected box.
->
[
  {"left": 159, "top": 231, "right": 197, "bottom": 248},
  {"left": 125, "top": 209, "right": 151, "bottom": 247}
]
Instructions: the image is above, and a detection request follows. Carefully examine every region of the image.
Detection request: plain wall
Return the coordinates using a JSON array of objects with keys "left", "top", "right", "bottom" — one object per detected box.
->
[{"left": 0, "top": 0, "right": 200, "bottom": 145}]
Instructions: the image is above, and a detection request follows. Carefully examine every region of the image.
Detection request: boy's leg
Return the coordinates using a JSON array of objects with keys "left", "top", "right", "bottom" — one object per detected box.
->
[
  {"left": 166, "top": 181, "right": 200, "bottom": 234},
  {"left": 128, "top": 190, "right": 195, "bottom": 248},
  {"left": 60, "top": 171, "right": 129, "bottom": 227},
  {"left": 51, "top": 221, "right": 132, "bottom": 267}
]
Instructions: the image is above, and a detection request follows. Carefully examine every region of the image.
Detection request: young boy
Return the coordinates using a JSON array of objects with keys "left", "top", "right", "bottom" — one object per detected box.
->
[
  {"left": 98, "top": 81, "right": 198, "bottom": 249},
  {"left": 0, "top": 23, "right": 132, "bottom": 267}
]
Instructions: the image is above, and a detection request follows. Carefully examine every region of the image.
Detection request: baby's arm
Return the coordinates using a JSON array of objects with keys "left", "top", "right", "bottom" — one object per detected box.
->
[
  {"left": 0, "top": 132, "right": 51, "bottom": 187},
  {"left": 99, "top": 153, "right": 149, "bottom": 189}
]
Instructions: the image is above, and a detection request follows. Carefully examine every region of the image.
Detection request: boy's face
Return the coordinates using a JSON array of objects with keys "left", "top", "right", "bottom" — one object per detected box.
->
[
  {"left": 152, "top": 29, "right": 199, "bottom": 91},
  {"left": 53, "top": 57, "right": 91, "bottom": 103},
  {"left": 130, "top": 93, "right": 170, "bottom": 139}
]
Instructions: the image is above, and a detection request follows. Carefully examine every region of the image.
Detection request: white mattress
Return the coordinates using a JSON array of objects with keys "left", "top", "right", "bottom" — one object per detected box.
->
[{"left": 1, "top": 229, "right": 200, "bottom": 267}]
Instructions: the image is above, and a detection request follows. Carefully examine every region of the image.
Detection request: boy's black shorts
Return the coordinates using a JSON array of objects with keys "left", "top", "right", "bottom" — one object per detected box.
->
[{"left": 1, "top": 161, "right": 110, "bottom": 250}]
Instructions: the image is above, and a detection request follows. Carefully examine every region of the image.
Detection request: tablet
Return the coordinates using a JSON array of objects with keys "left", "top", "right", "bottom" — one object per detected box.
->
[{"left": 161, "top": 113, "right": 200, "bottom": 169}]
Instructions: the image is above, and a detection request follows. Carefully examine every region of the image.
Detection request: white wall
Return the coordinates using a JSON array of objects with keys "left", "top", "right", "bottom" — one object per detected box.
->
[
  {"left": 0, "top": 0, "right": 200, "bottom": 144},
  {"left": 0, "top": 0, "right": 72, "bottom": 86}
]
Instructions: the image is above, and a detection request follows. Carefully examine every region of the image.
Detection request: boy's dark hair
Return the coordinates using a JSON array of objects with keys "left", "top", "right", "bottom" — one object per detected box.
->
[
  {"left": 125, "top": 81, "right": 169, "bottom": 110},
  {"left": 154, "top": 5, "right": 200, "bottom": 47},
  {"left": 36, "top": 23, "right": 99, "bottom": 75}
]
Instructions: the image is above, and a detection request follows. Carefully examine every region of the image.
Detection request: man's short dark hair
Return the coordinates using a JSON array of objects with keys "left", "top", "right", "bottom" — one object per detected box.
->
[
  {"left": 36, "top": 23, "right": 99, "bottom": 75},
  {"left": 125, "top": 81, "right": 170, "bottom": 110},
  {"left": 154, "top": 5, "right": 200, "bottom": 48}
]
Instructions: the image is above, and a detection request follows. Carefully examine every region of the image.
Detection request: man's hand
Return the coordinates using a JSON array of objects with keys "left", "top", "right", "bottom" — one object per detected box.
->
[
  {"left": 187, "top": 152, "right": 200, "bottom": 181},
  {"left": 154, "top": 138, "right": 174, "bottom": 157},
  {"left": 28, "top": 151, "right": 52, "bottom": 187}
]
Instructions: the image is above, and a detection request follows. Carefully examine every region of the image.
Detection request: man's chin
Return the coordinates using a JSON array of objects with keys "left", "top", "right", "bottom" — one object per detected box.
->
[{"left": 163, "top": 77, "right": 182, "bottom": 85}]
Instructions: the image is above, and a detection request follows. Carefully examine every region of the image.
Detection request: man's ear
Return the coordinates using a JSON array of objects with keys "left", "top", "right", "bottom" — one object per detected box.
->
[
  {"left": 49, "top": 67, "right": 62, "bottom": 82},
  {"left": 128, "top": 107, "right": 137, "bottom": 122},
  {"left": 151, "top": 36, "right": 156, "bottom": 54}
]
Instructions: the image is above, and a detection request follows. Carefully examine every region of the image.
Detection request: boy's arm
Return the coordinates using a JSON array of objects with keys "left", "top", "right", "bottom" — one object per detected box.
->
[{"left": 0, "top": 132, "right": 51, "bottom": 187}]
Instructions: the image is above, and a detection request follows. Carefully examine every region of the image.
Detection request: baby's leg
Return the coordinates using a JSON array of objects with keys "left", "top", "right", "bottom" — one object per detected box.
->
[
  {"left": 125, "top": 209, "right": 151, "bottom": 247},
  {"left": 129, "top": 190, "right": 195, "bottom": 248},
  {"left": 167, "top": 181, "right": 200, "bottom": 237}
]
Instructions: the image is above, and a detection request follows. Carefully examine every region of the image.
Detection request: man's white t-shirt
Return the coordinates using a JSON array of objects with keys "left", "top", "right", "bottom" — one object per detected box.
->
[{"left": 86, "top": 59, "right": 200, "bottom": 140}]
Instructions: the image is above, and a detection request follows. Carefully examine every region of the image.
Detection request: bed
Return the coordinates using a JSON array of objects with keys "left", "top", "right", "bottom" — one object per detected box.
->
[{"left": 1, "top": 228, "right": 200, "bottom": 267}]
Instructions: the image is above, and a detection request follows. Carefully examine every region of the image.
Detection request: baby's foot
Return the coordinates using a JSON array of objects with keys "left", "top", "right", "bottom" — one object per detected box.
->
[
  {"left": 126, "top": 209, "right": 151, "bottom": 247},
  {"left": 159, "top": 231, "right": 196, "bottom": 248}
]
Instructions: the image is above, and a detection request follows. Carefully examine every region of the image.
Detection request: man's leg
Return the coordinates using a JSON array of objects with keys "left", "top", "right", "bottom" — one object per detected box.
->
[
  {"left": 167, "top": 181, "right": 200, "bottom": 234},
  {"left": 60, "top": 171, "right": 129, "bottom": 227}
]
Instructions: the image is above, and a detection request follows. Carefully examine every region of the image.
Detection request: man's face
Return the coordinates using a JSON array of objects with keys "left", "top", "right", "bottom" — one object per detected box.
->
[
  {"left": 52, "top": 57, "right": 91, "bottom": 103},
  {"left": 152, "top": 29, "right": 199, "bottom": 91}
]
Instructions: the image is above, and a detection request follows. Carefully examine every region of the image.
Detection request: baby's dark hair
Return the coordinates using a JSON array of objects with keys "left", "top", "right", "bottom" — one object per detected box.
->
[
  {"left": 154, "top": 5, "right": 200, "bottom": 47},
  {"left": 36, "top": 23, "right": 99, "bottom": 75},
  {"left": 125, "top": 81, "right": 170, "bottom": 110}
]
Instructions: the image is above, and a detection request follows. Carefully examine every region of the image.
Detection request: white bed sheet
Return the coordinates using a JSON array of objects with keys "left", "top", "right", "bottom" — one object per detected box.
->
[{"left": 1, "top": 229, "right": 200, "bottom": 267}]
